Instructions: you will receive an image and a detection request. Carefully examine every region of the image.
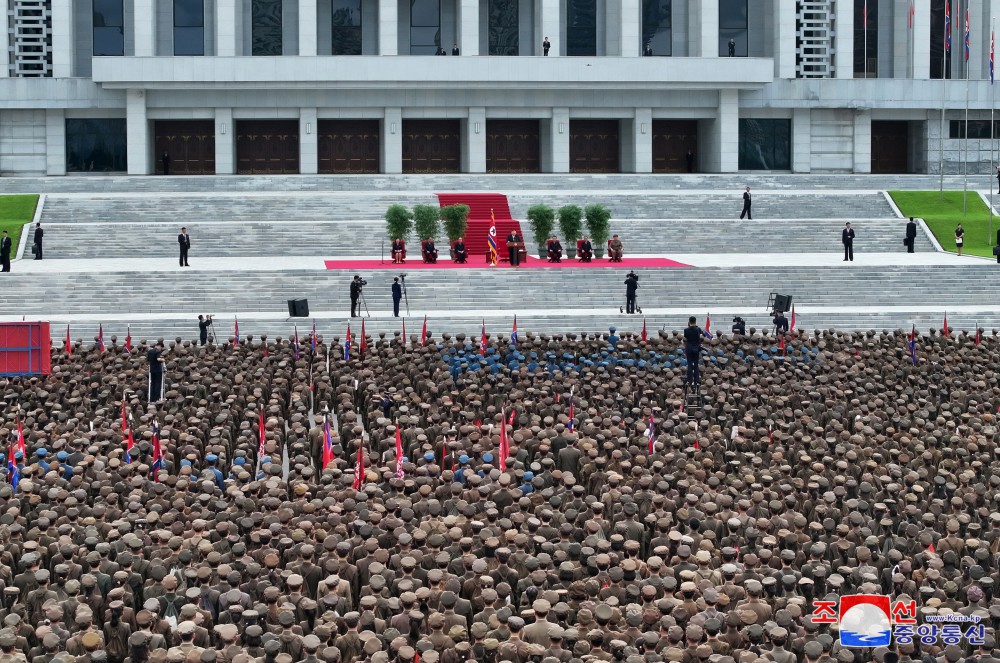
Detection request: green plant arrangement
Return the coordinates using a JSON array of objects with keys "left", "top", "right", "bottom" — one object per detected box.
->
[
  {"left": 584, "top": 203, "right": 612, "bottom": 258},
  {"left": 558, "top": 204, "right": 583, "bottom": 259},
  {"left": 440, "top": 204, "right": 470, "bottom": 243},
  {"left": 412, "top": 204, "right": 440, "bottom": 241},
  {"left": 526, "top": 204, "right": 555, "bottom": 258},
  {"left": 385, "top": 204, "right": 412, "bottom": 241}
]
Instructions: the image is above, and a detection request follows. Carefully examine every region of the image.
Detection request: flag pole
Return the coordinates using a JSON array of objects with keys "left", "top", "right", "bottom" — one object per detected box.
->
[{"left": 964, "top": 4, "right": 970, "bottom": 216}]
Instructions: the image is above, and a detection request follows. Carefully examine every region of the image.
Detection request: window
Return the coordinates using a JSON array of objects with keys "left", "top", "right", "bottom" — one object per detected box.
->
[
  {"left": 931, "top": 0, "right": 953, "bottom": 79},
  {"left": 252, "top": 0, "right": 283, "bottom": 56},
  {"left": 332, "top": 0, "right": 362, "bottom": 55},
  {"left": 719, "top": 0, "right": 747, "bottom": 57},
  {"left": 174, "top": 0, "right": 205, "bottom": 56},
  {"left": 739, "top": 119, "right": 791, "bottom": 170},
  {"left": 410, "top": 0, "right": 440, "bottom": 55},
  {"left": 488, "top": 0, "right": 519, "bottom": 55},
  {"left": 566, "top": 0, "right": 597, "bottom": 56},
  {"left": 93, "top": 0, "right": 124, "bottom": 56},
  {"left": 642, "top": 0, "right": 671, "bottom": 56},
  {"left": 66, "top": 119, "right": 127, "bottom": 172},
  {"left": 949, "top": 120, "right": 1000, "bottom": 139},
  {"left": 853, "top": 0, "right": 877, "bottom": 77}
]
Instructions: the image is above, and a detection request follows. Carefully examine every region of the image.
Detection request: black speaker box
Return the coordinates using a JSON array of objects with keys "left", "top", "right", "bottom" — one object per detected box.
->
[
  {"left": 773, "top": 294, "right": 792, "bottom": 312},
  {"left": 287, "top": 298, "right": 309, "bottom": 317}
]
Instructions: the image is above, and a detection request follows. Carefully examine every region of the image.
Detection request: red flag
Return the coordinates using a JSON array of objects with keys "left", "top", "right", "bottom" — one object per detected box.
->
[
  {"left": 124, "top": 326, "right": 132, "bottom": 353},
  {"left": 402, "top": 318, "right": 407, "bottom": 348},
  {"left": 360, "top": 319, "right": 367, "bottom": 358},
  {"left": 790, "top": 306, "right": 796, "bottom": 333},
  {"left": 511, "top": 316, "right": 518, "bottom": 345},
  {"left": 641, "top": 318, "right": 647, "bottom": 342},
  {"left": 943, "top": 313, "right": 950, "bottom": 337},
  {"left": 234, "top": 318, "right": 240, "bottom": 346},
  {"left": 65, "top": 325, "right": 71, "bottom": 356},
  {"left": 779, "top": 334, "right": 786, "bottom": 356},
  {"left": 498, "top": 408, "right": 509, "bottom": 471},
  {"left": 394, "top": 422, "right": 404, "bottom": 478},
  {"left": 975, "top": 324, "right": 982, "bottom": 347},
  {"left": 258, "top": 409, "right": 266, "bottom": 462},
  {"left": 263, "top": 342, "right": 268, "bottom": 358},
  {"left": 908, "top": 0, "right": 914, "bottom": 29},
  {"left": 421, "top": 315, "right": 428, "bottom": 346},
  {"left": 98, "top": 324, "right": 106, "bottom": 353},
  {"left": 15, "top": 417, "right": 26, "bottom": 459},
  {"left": 928, "top": 543, "right": 937, "bottom": 555},
  {"left": 693, "top": 438, "right": 700, "bottom": 450},
  {"left": 704, "top": 313, "right": 712, "bottom": 339},
  {"left": 647, "top": 414, "right": 655, "bottom": 455},
  {"left": 352, "top": 444, "right": 365, "bottom": 490},
  {"left": 480, "top": 321, "right": 488, "bottom": 356},
  {"left": 120, "top": 395, "right": 128, "bottom": 435},
  {"left": 151, "top": 423, "right": 163, "bottom": 481},
  {"left": 414, "top": 650, "right": 420, "bottom": 663},
  {"left": 125, "top": 428, "right": 135, "bottom": 463},
  {"left": 322, "top": 419, "right": 334, "bottom": 469},
  {"left": 508, "top": 409, "right": 516, "bottom": 426}
]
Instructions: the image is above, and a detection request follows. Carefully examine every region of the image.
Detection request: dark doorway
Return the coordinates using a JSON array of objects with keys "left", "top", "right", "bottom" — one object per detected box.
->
[
  {"left": 871, "top": 121, "right": 910, "bottom": 173},
  {"left": 154, "top": 120, "right": 215, "bottom": 175},
  {"left": 570, "top": 120, "right": 620, "bottom": 173},
  {"left": 402, "top": 120, "right": 460, "bottom": 173},
  {"left": 318, "top": 120, "right": 379, "bottom": 173},
  {"left": 235, "top": 120, "right": 299, "bottom": 174},
  {"left": 652, "top": 120, "right": 698, "bottom": 173},
  {"left": 487, "top": 120, "right": 540, "bottom": 173}
]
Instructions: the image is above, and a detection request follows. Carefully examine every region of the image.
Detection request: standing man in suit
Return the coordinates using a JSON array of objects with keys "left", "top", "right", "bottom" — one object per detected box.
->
[
  {"left": 451, "top": 43, "right": 460, "bottom": 55},
  {"left": 542, "top": 37, "right": 551, "bottom": 56},
  {"left": 178, "top": 227, "right": 191, "bottom": 267},
  {"left": 842, "top": 222, "right": 855, "bottom": 261},
  {"left": 905, "top": 217, "right": 917, "bottom": 253},
  {"left": 0, "top": 231, "right": 11, "bottom": 272},
  {"left": 740, "top": 187, "right": 752, "bottom": 220},
  {"left": 147, "top": 341, "right": 166, "bottom": 403},
  {"left": 392, "top": 278, "right": 403, "bottom": 317},
  {"left": 506, "top": 230, "right": 522, "bottom": 267},
  {"left": 623, "top": 271, "right": 639, "bottom": 314},
  {"left": 32, "top": 222, "right": 43, "bottom": 260}
]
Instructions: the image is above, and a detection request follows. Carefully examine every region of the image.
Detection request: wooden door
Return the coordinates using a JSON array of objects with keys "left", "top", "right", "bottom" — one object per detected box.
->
[
  {"left": 652, "top": 120, "right": 698, "bottom": 173},
  {"left": 318, "top": 120, "right": 380, "bottom": 173},
  {"left": 486, "top": 120, "right": 540, "bottom": 173},
  {"left": 154, "top": 121, "right": 216, "bottom": 175},
  {"left": 402, "top": 120, "right": 461, "bottom": 173},
  {"left": 570, "top": 119, "right": 619, "bottom": 173},
  {"left": 235, "top": 120, "right": 300, "bottom": 174}
]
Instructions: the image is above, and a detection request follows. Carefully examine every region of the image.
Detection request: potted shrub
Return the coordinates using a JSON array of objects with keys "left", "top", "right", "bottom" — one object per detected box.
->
[
  {"left": 526, "top": 204, "right": 555, "bottom": 258},
  {"left": 385, "top": 204, "right": 412, "bottom": 242},
  {"left": 584, "top": 203, "right": 612, "bottom": 258},
  {"left": 413, "top": 204, "right": 440, "bottom": 242},
  {"left": 440, "top": 204, "right": 469, "bottom": 243},
  {"left": 558, "top": 204, "right": 583, "bottom": 259}
]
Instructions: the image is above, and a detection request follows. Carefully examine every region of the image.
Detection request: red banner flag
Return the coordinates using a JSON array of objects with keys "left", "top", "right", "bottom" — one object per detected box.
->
[
  {"left": 975, "top": 324, "right": 982, "bottom": 347},
  {"left": 360, "top": 319, "right": 367, "bottom": 358},
  {"left": 65, "top": 325, "right": 71, "bottom": 356},
  {"left": 124, "top": 325, "right": 132, "bottom": 353},
  {"left": 151, "top": 421, "right": 163, "bottom": 481},
  {"left": 353, "top": 444, "right": 365, "bottom": 490},
  {"left": 15, "top": 417, "right": 26, "bottom": 459},
  {"left": 943, "top": 313, "right": 950, "bottom": 337},
  {"left": 98, "top": 324, "right": 106, "bottom": 353},
  {"left": 322, "top": 418, "right": 334, "bottom": 469},
  {"left": 480, "top": 321, "right": 488, "bottom": 356},
  {"left": 641, "top": 318, "right": 647, "bottom": 342},
  {"left": 421, "top": 315, "right": 428, "bottom": 346},
  {"left": 790, "top": 306, "right": 796, "bottom": 333},
  {"left": 498, "top": 408, "right": 509, "bottom": 471},
  {"left": 258, "top": 409, "right": 266, "bottom": 462},
  {"left": 402, "top": 318, "right": 407, "bottom": 348},
  {"left": 394, "top": 422, "right": 404, "bottom": 478}
]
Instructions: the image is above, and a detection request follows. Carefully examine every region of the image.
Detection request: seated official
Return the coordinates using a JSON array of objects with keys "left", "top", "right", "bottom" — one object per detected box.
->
[
  {"left": 452, "top": 237, "right": 467, "bottom": 264},
  {"left": 608, "top": 235, "right": 623, "bottom": 262},
  {"left": 391, "top": 239, "right": 406, "bottom": 264},
  {"left": 422, "top": 239, "right": 438, "bottom": 263},
  {"left": 577, "top": 237, "right": 593, "bottom": 262},
  {"left": 547, "top": 236, "right": 563, "bottom": 262}
]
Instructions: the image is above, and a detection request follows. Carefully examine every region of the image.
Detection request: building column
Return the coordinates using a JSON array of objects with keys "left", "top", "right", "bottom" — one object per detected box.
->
[
  {"left": 774, "top": 0, "right": 796, "bottom": 78},
  {"left": 134, "top": 0, "right": 156, "bottom": 56},
  {"left": 126, "top": 90, "right": 151, "bottom": 175},
  {"left": 216, "top": 108, "right": 235, "bottom": 175},
  {"left": 51, "top": 0, "right": 75, "bottom": 77},
  {"left": 967, "top": 0, "right": 984, "bottom": 80},
  {"left": 464, "top": 108, "right": 486, "bottom": 173},
  {"left": 382, "top": 108, "right": 402, "bottom": 173},
  {"left": 913, "top": 0, "right": 931, "bottom": 78},
  {"left": 300, "top": 0, "right": 318, "bottom": 55},
  {"left": 834, "top": 0, "right": 854, "bottom": 78},
  {"left": 379, "top": 0, "right": 398, "bottom": 54},
  {"left": 546, "top": 108, "right": 570, "bottom": 173},
  {"left": 630, "top": 108, "right": 652, "bottom": 173},
  {"left": 619, "top": 0, "right": 640, "bottom": 56},
  {"left": 458, "top": 0, "right": 480, "bottom": 55},
  {"left": 217, "top": 0, "right": 238, "bottom": 56},
  {"left": 791, "top": 108, "right": 811, "bottom": 173},
  {"left": 300, "top": 109, "right": 318, "bottom": 174},
  {"left": 45, "top": 110, "right": 66, "bottom": 175},
  {"left": 702, "top": 89, "right": 738, "bottom": 173},
  {"left": 691, "top": 0, "right": 718, "bottom": 57},
  {"left": 0, "top": 4, "right": 10, "bottom": 78},
  {"left": 853, "top": 109, "right": 872, "bottom": 173},
  {"left": 537, "top": 0, "right": 560, "bottom": 55}
]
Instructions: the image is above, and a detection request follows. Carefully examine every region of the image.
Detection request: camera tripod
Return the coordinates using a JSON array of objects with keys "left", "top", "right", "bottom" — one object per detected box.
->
[
  {"left": 359, "top": 287, "right": 371, "bottom": 318},
  {"left": 205, "top": 318, "right": 216, "bottom": 344},
  {"left": 399, "top": 274, "right": 410, "bottom": 317}
]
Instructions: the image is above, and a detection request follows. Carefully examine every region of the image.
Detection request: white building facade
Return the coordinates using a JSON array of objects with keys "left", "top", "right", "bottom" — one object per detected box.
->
[{"left": 0, "top": 0, "right": 997, "bottom": 176}]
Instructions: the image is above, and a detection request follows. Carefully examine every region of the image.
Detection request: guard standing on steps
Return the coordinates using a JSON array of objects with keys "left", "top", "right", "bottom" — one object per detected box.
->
[
  {"left": 0, "top": 230, "right": 11, "bottom": 272},
  {"left": 842, "top": 222, "right": 855, "bottom": 261},
  {"left": 392, "top": 278, "right": 402, "bottom": 317},
  {"left": 178, "top": 227, "right": 191, "bottom": 267},
  {"left": 905, "top": 217, "right": 917, "bottom": 253},
  {"left": 739, "top": 187, "right": 752, "bottom": 220},
  {"left": 32, "top": 222, "right": 43, "bottom": 260}
]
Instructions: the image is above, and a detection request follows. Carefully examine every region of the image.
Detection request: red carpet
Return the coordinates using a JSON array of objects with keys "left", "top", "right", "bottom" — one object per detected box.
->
[
  {"left": 436, "top": 193, "right": 523, "bottom": 258},
  {"left": 325, "top": 257, "right": 692, "bottom": 270}
]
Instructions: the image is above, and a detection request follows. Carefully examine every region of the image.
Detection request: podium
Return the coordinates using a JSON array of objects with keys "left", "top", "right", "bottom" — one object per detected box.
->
[{"left": 505, "top": 241, "right": 526, "bottom": 264}]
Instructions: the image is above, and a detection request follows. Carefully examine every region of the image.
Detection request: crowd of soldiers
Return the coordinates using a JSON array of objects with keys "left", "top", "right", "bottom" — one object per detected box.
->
[{"left": 1, "top": 323, "right": 999, "bottom": 663}]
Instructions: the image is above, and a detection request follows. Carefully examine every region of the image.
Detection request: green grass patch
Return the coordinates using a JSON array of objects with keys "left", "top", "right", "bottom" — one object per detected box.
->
[
  {"left": 0, "top": 195, "right": 39, "bottom": 250},
  {"left": 889, "top": 190, "right": 998, "bottom": 258}
]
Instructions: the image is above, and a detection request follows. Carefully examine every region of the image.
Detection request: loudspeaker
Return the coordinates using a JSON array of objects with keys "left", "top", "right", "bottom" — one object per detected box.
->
[
  {"left": 287, "top": 298, "right": 309, "bottom": 317},
  {"left": 773, "top": 294, "right": 792, "bottom": 313}
]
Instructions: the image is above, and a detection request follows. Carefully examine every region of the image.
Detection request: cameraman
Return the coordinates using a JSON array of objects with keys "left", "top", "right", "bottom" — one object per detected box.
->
[
  {"left": 772, "top": 309, "right": 789, "bottom": 336},
  {"left": 731, "top": 316, "right": 746, "bottom": 336},
  {"left": 350, "top": 275, "right": 366, "bottom": 318},
  {"left": 623, "top": 271, "right": 639, "bottom": 314},
  {"left": 198, "top": 314, "right": 212, "bottom": 346},
  {"left": 392, "top": 278, "right": 403, "bottom": 317}
]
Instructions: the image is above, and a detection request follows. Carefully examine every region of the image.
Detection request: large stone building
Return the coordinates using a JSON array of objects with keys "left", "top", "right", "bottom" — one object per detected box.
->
[{"left": 0, "top": 0, "right": 996, "bottom": 176}]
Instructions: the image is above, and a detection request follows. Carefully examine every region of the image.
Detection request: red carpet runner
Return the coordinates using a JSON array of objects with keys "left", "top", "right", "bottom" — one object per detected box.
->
[{"left": 436, "top": 193, "right": 523, "bottom": 258}]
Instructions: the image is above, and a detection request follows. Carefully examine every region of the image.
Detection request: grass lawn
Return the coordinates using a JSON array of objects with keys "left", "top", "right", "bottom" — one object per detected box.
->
[
  {"left": 0, "top": 195, "right": 39, "bottom": 250},
  {"left": 889, "top": 190, "right": 998, "bottom": 259}
]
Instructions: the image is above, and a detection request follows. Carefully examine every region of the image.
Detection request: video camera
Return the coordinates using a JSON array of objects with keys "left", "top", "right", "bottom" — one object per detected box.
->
[{"left": 354, "top": 275, "right": 368, "bottom": 287}]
